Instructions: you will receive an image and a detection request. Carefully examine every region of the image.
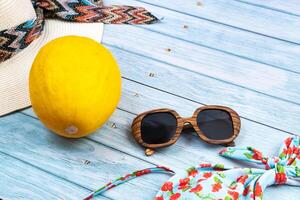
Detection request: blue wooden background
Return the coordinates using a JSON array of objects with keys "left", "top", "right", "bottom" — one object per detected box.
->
[{"left": 1, "top": 0, "right": 300, "bottom": 199}]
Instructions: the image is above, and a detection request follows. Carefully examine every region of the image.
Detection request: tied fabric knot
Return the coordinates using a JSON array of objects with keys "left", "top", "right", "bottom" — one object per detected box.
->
[
  {"left": 219, "top": 136, "right": 300, "bottom": 199},
  {"left": 154, "top": 136, "right": 300, "bottom": 200},
  {"left": 0, "top": 0, "right": 159, "bottom": 63}
]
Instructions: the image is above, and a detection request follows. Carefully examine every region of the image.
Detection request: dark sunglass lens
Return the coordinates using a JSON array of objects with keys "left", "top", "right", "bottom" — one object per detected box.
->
[
  {"left": 196, "top": 109, "right": 233, "bottom": 140},
  {"left": 141, "top": 112, "right": 177, "bottom": 144}
]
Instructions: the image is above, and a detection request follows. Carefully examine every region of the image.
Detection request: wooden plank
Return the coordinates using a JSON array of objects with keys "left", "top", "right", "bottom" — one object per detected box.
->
[
  {"left": 21, "top": 77, "right": 300, "bottom": 198},
  {"left": 106, "top": 0, "right": 300, "bottom": 74},
  {"left": 102, "top": 25, "right": 300, "bottom": 106},
  {"left": 0, "top": 113, "right": 171, "bottom": 200},
  {"left": 0, "top": 152, "right": 105, "bottom": 200},
  {"left": 4, "top": 1, "right": 298, "bottom": 199},
  {"left": 89, "top": 111, "right": 300, "bottom": 199},
  {"left": 21, "top": 110, "right": 300, "bottom": 199},
  {"left": 90, "top": 111, "right": 300, "bottom": 199},
  {"left": 235, "top": 0, "right": 300, "bottom": 17},
  {"left": 101, "top": 43, "right": 300, "bottom": 133},
  {"left": 17, "top": 34, "right": 300, "bottom": 198},
  {"left": 120, "top": 0, "right": 300, "bottom": 44}
]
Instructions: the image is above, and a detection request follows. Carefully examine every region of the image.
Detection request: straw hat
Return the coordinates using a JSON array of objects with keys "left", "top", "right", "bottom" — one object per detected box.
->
[{"left": 0, "top": 0, "right": 103, "bottom": 116}]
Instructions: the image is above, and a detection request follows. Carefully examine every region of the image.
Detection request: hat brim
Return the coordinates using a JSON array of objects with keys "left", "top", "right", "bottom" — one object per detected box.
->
[{"left": 0, "top": 19, "right": 104, "bottom": 116}]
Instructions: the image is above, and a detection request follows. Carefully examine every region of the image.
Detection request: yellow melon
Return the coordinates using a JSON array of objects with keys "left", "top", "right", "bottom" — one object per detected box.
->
[{"left": 29, "top": 36, "right": 121, "bottom": 138}]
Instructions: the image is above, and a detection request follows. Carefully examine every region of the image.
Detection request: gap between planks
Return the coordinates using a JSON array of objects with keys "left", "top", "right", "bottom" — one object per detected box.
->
[
  {"left": 104, "top": 19, "right": 300, "bottom": 103},
  {"left": 131, "top": 25, "right": 300, "bottom": 75},
  {"left": 0, "top": 150, "right": 112, "bottom": 200},
  {"left": 234, "top": 0, "right": 300, "bottom": 17},
  {"left": 100, "top": 43, "right": 300, "bottom": 134},
  {"left": 16, "top": 102, "right": 297, "bottom": 199},
  {"left": 0, "top": 151, "right": 110, "bottom": 200},
  {"left": 20, "top": 110, "right": 159, "bottom": 169},
  {"left": 105, "top": 42, "right": 300, "bottom": 108},
  {"left": 108, "top": 0, "right": 300, "bottom": 75},
  {"left": 0, "top": 112, "right": 171, "bottom": 199},
  {"left": 130, "top": 0, "right": 300, "bottom": 45}
]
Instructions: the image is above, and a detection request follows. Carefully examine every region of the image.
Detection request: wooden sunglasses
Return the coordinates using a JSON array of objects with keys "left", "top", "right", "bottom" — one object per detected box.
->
[{"left": 132, "top": 105, "right": 241, "bottom": 156}]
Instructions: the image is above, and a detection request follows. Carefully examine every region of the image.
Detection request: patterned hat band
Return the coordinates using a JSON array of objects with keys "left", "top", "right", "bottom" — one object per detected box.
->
[{"left": 0, "top": 0, "right": 159, "bottom": 63}]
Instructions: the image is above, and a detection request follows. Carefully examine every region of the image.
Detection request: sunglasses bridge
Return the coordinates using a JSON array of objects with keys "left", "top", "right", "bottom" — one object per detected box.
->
[{"left": 182, "top": 117, "right": 195, "bottom": 130}]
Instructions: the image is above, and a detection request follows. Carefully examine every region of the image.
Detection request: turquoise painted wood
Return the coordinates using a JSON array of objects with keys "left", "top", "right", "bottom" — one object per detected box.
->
[
  {"left": 108, "top": 0, "right": 300, "bottom": 74},
  {"left": 1, "top": 0, "right": 300, "bottom": 199},
  {"left": 129, "top": 0, "right": 300, "bottom": 43},
  {"left": 102, "top": 22, "right": 300, "bottom": 107},
  {"left": 0, "top": 113, "right": 169, "bottom": 200},
  {"left": 0, "top": 152, "right": 110, "bottom": 200},
  {"left": 235, "top": 0, "right": 300, "bottom": 16},
  {"left": 102, "top": 39, "right": 300, "bottom": 133}
]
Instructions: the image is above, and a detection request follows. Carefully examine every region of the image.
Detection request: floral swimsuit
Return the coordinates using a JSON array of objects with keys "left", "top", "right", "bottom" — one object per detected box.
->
[{"left": 84, "top": 136, "right": 300, "bottom": 200}]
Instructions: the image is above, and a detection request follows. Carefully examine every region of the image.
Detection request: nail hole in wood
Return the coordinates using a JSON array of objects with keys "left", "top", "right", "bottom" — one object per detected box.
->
[
  {"left": 111, "top": 123, "right": 117, "bottom": 128},
  {"left": 149, "top": 72, "right": 155, "bottom": 77},
  {"left": 197, "top": 1, "right": 202, "bottom": 6},
  {"left": 83, "top": 160, "right": 91, "bottom": 165}
]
